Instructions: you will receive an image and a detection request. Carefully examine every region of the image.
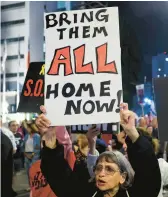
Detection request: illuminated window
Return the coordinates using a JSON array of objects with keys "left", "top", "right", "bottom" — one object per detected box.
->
[
  {"left": 158, "top": 68, "right": 161, "bottom": 71},
  {"left": 157, "top": 75, "right": 160, "bottom": 78},
  {"left": 164, "top": 74, "right": 166, "bottom": 77}
]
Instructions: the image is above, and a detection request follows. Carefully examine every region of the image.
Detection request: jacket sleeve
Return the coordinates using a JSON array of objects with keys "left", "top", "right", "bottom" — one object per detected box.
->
[
  {"left": 55, "top": 126, "right": 72, "bottom": 160},
  {"left": 126, "top": 135, "right": 161, "bottom": 197},
  {"left": 40, "top": 141, "right": 76, "bottom": 197}
]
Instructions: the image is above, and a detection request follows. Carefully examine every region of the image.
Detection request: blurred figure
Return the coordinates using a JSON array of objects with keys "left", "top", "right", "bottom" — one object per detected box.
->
[
  {"left": 146, "top": 126, "right": 153, "bottom": 136},
  {"left": 9, "top": 121, "right": 23, "bottom": 174},
  {"left": 73, "top": 134, "right": 89, "bottom": 160},
  {"left": 1, "top": 131, "right": 14, "bottom": 197},
  {"left": 1, "top": 117, "right": 15, "bottom": 197},
  {"left": 152, "top": 117, "right": 159, "bottom": 139},
  {"left": 138, "top": 117, "right": 147, "bottom": 129},
  {"left": 23, "top": 121, "right": 41, "bottom": 191},
  {"left": 0, "top": 117, "right": 17, "bottom": 154}
]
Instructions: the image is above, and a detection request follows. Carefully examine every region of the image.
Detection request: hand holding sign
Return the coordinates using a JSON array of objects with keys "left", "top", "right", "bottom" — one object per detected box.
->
[
  {"left": 35, "top": 106, "right": 51, "bottom": 135},
  {"left": 120, "top": 103, "right": 139, "bottom": 143}
]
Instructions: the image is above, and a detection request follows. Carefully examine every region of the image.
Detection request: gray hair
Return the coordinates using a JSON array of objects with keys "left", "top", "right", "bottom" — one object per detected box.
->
[{"left": 95, "top": 151, "right": 135, "bottom": 189}]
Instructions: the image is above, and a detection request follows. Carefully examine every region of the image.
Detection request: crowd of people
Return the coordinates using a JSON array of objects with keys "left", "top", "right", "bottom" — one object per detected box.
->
[
  {"left": 1, "top": 117, "right": 41, "bottom": 197},
  {"left": 1, "top": 103, "right": 168, "bottom": 197}
]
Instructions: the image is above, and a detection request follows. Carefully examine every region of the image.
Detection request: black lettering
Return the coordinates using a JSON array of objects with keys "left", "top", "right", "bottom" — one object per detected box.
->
[
  {"left": 42, "top": 178, "right": 48, "bottom": 187},
  {"left": 59, "top": 13, "right": 71, "bottom": 26},
  {"left": 81, "top": 11, "right": 93, "bottom": 22},
  {"left": 35, "top": 181, "right": 40, "bottom": 190},
  {"left": 96, "top": 99, "right": 116, "bottom": 112},
  {"left": 45, "top": 14, "right": 57, "bottom": 29},
  {"left": 46, "top": 84, "right": 59, "bottom": 99},
  {"left": 74, "top": 13, "right": 78, "bottom": 23},
  {"left": 95, "top": 9, "right": 109, "bottom": 22},
  {"left": 65, "top": 100, "right": 82, "bottom": 115},
  {"left": 83, "top": 26, "right": 90, "bottom": 38},
  {"left": 32, "top": 180, "right": 35, "bottom": 187},
  {"left": 69, "top": 27, "right": 79, "bottom": 39},
  {"left": 34, "top": 171, "right": 40, "bottom": 181},
  {"left": 100, "top": 80, "right": 111, "bottom": 96},
  {"left": 76, "top": 83, "right": 95, "bottom": 97},
  {"left": 93, "top": 26, "right": 108, "bottom": 37},
  {"left": 57, "top": 28, "right": 67, "bottom": 40},
  {"left": 62, "top": 83, "right": 75, "bottom": 97},
  {"left": 83, "top": 100, "right": 95, "bottom": 114}
]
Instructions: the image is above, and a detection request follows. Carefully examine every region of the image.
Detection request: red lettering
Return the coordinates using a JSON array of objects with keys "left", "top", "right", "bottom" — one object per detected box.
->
[
  {"left": 47, "top": 46, "right": 73, "bottom": 76},
  {"left": 24, "top": 79, "right": 33, "bottom": 96},
  {"left": 34, "top": 79, "right": 43, "bottom": 97},
  {"left": 74, "top": 44, "right": 94, "bottom": 74},
  {"left": 96, "top": 43, "right": 117, "bottom": 74}
]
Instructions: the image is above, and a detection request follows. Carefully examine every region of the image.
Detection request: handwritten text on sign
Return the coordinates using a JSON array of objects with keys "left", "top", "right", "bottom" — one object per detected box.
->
[{"left": 44, "top": 7, "right": 122, "bottom": 126}]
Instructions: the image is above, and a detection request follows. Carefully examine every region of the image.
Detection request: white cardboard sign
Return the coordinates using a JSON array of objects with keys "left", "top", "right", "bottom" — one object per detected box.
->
[{"left": 44, "top": 7, "right": 122, "bottom": 126}]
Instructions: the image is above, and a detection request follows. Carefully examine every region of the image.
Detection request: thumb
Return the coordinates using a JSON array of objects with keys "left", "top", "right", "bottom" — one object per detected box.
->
[{"left": 40, "top": 105, "right": 46, "bottom": 114}]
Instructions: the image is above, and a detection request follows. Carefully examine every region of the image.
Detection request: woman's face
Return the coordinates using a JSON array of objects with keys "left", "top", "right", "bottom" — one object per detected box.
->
[{"left": 95, "top": 159, "right": 126, "bottom": 191}]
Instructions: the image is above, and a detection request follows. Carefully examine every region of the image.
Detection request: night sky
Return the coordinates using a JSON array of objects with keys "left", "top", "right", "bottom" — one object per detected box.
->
[{"left": 109, "top": 1, "right": 168, "bottom": 82}]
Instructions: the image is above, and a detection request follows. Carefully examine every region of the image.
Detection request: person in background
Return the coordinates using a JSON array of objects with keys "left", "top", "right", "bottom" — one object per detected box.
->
[
  {"left": 138, "top": 117, "right": 148, "bottom": 129},
  {"left": 152, "top": 117, "right": 159, "bottom": 139},
  {"left": 0, "top": 117, "right": 17, "bottom": 154},
  {"left": 1, "top": 117, "right": 16, "bottom": 197},
  {"left": 23, "top": 120, "right": 41, "bottom": 191},
  {"left": 9, "top": 120, "right": 23, "bottom": 174},
  {"left": 1, "top": 130, "right": 14, "bottom": 197}
]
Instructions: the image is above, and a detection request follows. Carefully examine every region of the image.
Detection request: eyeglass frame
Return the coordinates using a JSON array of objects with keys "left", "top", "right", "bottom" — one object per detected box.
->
[{"left": 94, "top": 164, "right": 121, "bottom": 176}]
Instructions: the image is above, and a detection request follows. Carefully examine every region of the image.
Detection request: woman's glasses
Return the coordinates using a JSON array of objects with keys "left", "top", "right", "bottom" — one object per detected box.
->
[{"left": 94, "top": 165, "right": 120, "bottom": 175}]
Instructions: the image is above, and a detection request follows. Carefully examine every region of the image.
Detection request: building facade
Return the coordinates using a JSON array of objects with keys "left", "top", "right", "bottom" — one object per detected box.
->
[{"left": 0, "top": 1, "right": 75, "bottom": 120}]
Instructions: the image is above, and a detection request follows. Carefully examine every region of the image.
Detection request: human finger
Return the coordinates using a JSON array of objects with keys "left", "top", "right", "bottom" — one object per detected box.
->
[{"left": 40, "top": 105, "right": 47, "bottom": 114}]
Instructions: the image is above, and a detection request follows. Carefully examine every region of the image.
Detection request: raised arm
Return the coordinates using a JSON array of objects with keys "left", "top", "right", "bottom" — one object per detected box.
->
[{"left": 120, "top": 103, "right": 161, "bottom": 197}]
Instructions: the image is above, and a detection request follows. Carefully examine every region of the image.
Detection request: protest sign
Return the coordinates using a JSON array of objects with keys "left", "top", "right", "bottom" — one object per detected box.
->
[
  {"left": 17, "top": 62, "right": 45, "bottom": 113},
  {"left": 71, "top": 122, "right": 119, "bottom": 134},
  {"left": 136, "top": 84, "right": 145, "bottom": 104},
  {"left": 153, "top": 77, "right": 168, "bottom": 141},
  {"left": 44, "top": 7, "right": 122, "bottom": 126},
  {"left": 29, "top": 160, "right": 56, "bottom": 197}
]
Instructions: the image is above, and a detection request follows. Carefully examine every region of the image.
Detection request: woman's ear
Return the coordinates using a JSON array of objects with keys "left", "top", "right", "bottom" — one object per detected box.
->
[{"left": 119, "top": 172, "right": 127, "bottom": 185}]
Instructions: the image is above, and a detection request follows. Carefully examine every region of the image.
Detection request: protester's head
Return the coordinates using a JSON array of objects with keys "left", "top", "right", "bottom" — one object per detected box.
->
[
  {"left": 26, "top": 120, "right": 39, "bottom": 134},
  {"left": 96, "top": 139, "right": 107, "bottom": 154},
  {"left": 8, "top": 120, "right": 19, "bottom": 133},
  {"left": 94, "top": 151, "right": 134, "bottom": 192},
  {"left": 137, "top": 127, "right": 160, "bottom": 155},
  {"left": 138, "top": 117, "right": 147, "bottom": 128},
  {"left": 152, "top": 117, "right": 158, "bottom": 129},
  {"left": 76, "top": 134, "right": 89, "bottom": 156},
  {"left": 146, "top": 126, "right": 153, "bottom": 136}
]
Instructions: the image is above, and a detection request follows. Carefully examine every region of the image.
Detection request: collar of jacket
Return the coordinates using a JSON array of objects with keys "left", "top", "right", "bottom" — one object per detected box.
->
[{"left": 92, "top": 188, "right": 129, "bottom": 197}]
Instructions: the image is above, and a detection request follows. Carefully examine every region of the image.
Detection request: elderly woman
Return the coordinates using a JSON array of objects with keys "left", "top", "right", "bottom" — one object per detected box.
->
[{"left": 36, "top": 103, "right": 161, "bottom": 197}]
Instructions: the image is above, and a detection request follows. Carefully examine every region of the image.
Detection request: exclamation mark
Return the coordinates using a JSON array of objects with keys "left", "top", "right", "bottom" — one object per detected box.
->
[{"left": 115, "top": 90, "right": 122, "bottom": 113}]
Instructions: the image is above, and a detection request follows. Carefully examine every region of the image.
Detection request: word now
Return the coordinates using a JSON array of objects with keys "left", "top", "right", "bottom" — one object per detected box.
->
[{"left": 47, "top": 43, "right": 118, "bottom": 76}]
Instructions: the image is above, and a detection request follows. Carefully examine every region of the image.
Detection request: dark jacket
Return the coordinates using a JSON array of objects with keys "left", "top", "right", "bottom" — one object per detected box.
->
[
  {"left": 1, "top": 131, "right": 13, "bottom": 197},
  {"left": 41, "top": 135, "right": 161, "bottom": 197}
]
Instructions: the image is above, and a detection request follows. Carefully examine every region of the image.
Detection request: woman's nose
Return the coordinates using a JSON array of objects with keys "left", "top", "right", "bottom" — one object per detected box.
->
[{"left": 98, "top": 169, "right": 106, "bottom": 177}]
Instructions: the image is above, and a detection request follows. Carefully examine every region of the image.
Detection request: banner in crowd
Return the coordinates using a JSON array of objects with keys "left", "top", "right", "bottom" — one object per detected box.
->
[
  {"left": 136, "top": 84, "right": 145, "bottom": 104},
  {"left": 17, "top": 62, "right": 45, "bottom": 113},
  {"left": 44, "top": 7, "right": 122, "bottom": 126},
  {"left": 71, "top": 122, "right": 119, "bottom": 134},
  {"left": 29, "top": 160, "right": 56, "bottom": 197},
  {"left": 153, "top": 77, "right": 168, "bottom": 141}
]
